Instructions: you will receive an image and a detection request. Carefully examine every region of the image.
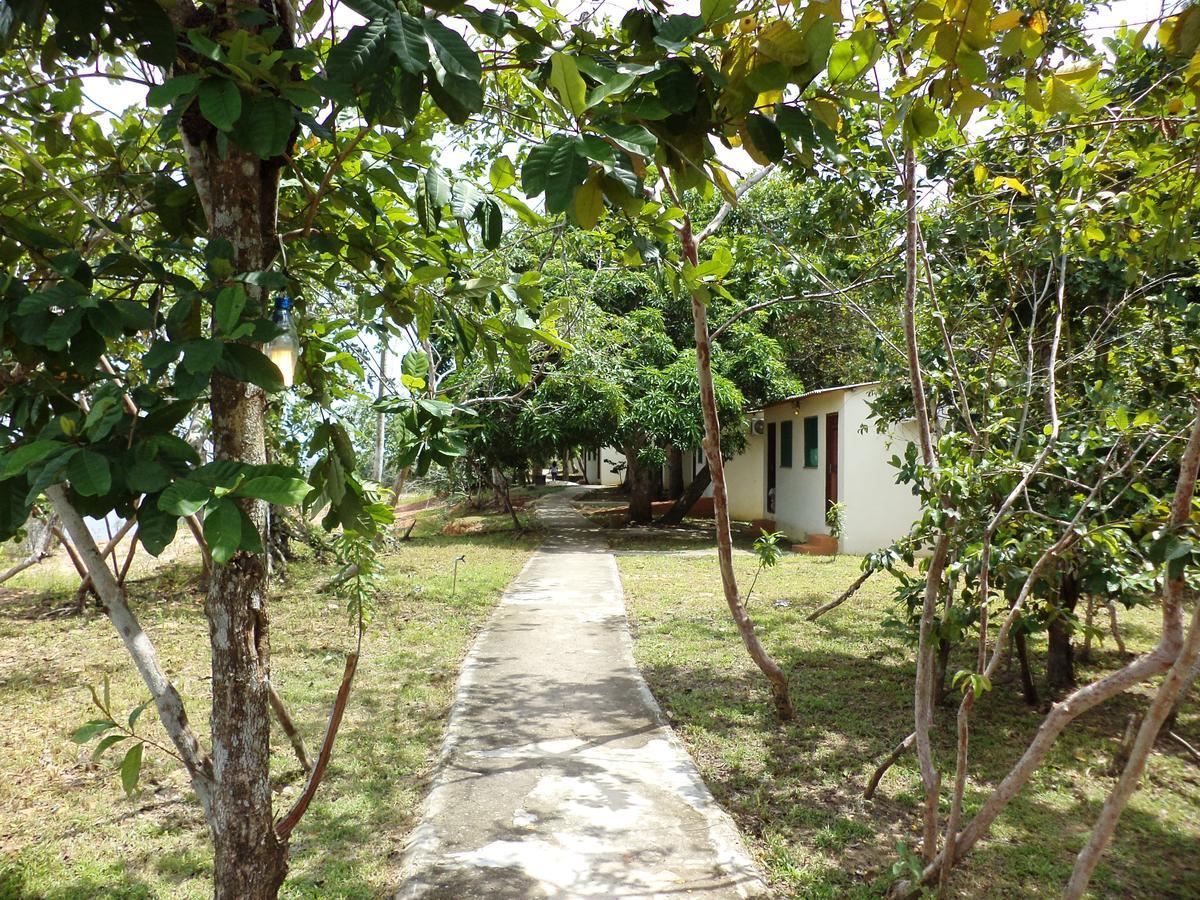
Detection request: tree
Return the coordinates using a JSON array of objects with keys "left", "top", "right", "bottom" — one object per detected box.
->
[{"left": 0, "top": 1, "right": 559, "bottom": 894}]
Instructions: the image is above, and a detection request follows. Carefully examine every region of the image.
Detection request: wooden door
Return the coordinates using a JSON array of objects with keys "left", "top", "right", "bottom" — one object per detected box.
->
[
  {"left": 825, "top": 412, "right": 839, "bottom": 515},
  {"left": 766, "top": 422, "right": 777, "bottom": 513}
]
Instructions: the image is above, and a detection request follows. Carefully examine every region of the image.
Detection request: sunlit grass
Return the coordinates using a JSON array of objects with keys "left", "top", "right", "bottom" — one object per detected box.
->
[
  {"left": 0, "top": 512, "right": 538, "bottom": 898},
  {"left": 618, "top": 546, "right": 1200, "bottom": 899}
]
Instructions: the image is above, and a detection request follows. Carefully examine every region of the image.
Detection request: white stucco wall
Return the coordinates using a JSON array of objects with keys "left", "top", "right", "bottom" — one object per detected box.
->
[
  {"left": 597, "top": 446, "right": 626, "bottom": 486},
  {"left": 725, "top": 430, "right": 765, "bottom": 522},
  {"left": 727, "top": 386, "right": 921, "bottom": 554},
  {"left": 839, "top": 391, "right": 922, "bottom": 555},
  {"left": 765, "top": 392, "right": 843, "bottom": 544}
]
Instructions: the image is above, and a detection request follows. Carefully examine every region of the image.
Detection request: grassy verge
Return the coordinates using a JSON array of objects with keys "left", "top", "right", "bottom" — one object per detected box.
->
[
  {"left": 0, "top": 507, "right": 540, "bottom": 898},
  {"left": 617, "top": 547, "right": 1200, "bottom": 898}
]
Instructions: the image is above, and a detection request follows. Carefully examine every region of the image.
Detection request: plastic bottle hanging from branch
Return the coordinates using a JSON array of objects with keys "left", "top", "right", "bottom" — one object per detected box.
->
[{"left": 266, "top": 295, "right": 299, "bottom": 388}]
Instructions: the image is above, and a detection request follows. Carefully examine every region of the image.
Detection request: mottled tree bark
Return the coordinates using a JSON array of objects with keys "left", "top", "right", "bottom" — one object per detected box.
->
[
  {"left": 625, "top": 444, "right": 655, "bottom": 525},
  {"left": 178, "top": 4, "right": 293, "bottom": 894}
]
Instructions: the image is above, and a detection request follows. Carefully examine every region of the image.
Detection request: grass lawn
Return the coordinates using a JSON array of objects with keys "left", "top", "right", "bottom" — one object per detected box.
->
[
  {"left": 0, "top": 505, "right": 539, "bottom": 898},
  {"left": 616, "top": 545, "right": 1200, "bottom": 899}
]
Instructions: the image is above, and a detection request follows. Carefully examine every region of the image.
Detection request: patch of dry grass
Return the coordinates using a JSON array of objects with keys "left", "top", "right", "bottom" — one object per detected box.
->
[
  {"left": 618, "top": 547, "right": 1200, "bottom": 899},
  {"left": 0, "top": 508, "right": 539, "bottom": 898}
]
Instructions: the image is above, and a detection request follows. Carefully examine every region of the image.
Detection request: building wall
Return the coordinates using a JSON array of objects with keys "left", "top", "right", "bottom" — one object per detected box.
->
[
  {"left": 764, "top": 392, "right": 843, "bottom": 544},
  {"left": 724, "top": 429, "right": 765, "bottom": 522},
  {"left": 839, "top": 390, "right": 922, "bottom": 555},
  {"left": 597, "top": 446, "right": 626, "bottom": 486}
]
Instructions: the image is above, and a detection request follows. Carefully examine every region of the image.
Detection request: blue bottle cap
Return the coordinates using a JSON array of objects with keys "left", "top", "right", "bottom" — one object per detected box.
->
[{"left": 275, "top": 295, "right": 292, "bottom": 310}]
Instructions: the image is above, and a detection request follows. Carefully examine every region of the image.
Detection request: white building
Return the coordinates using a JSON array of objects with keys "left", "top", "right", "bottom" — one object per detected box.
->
[{"left": 727, "top": 382, "right": 921, "bottom": 555}]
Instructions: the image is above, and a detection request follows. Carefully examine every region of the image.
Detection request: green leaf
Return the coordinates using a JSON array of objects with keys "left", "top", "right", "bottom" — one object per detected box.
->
[
  {"left": 72, "top": 719, "right": 116, "bottom": 743},
  {"left": 214, "top": 285, "right": 246, "bottom": 334},
  {"left": 476, "top": 197, "right": 503, "bottom": 249},
  {"left": 92, "top": 733, "right": 128, "bottom": 760},
  {"left": 522, "top": 135, "right": 588, "bottom": 215},
  {"left": 598, "top": 122, "right": 656, "bottom": 159},
  {"left": 204, "top": 498, "right": 243, "bottom": 566},
  {"left": 744, "top": 113, "right": 786, "bottom": 163},
  {"left": 386, "top": 11, "right": 429, "bottom": 74},
  {"left": 489, "top": 156, "right": 516, "bottom": 191},
  {"left": 234, "top": 94, "right": 295, "bottom": 159},
  {"left": 216, "top": 343, "right": 286, "bottom": 391},
  {"left": 120, "top": 742, "right": 144, "bottom": 797},
  {"left": 235, "top": 475, "right": 311, "bottom": 506},
  {"left": 68, "top": 451, "right": 112, "bottom": 497},
  {"left": 402, "top": 349, "right": 429, "bottom": 378},
  {"left": 147, "top": 74, "right": 199, "bottom": 108},
  {"left": 549, "top": 52, "right": 589, "bottom": 118},
  {"left": 700, "top": 0, "right": 738, "bottom": 25},
  {"left": 128, "top": 700, "right": 152, "bottom": 730},
  {"left": 159, "top": 479, "right": 210, "bottom": 517},
  {"left": 422, "top": 20, "right": 481, "bottom": 81},
  {"left": 182, "top": 338, "right": 224, "bottom": 375},
  {"left": 198, "top": 77, "right": 241, "bottom": 131},
  {"left": 827, "top": 30, "right": 880, "bottom": 84},
  {"left": 327, "top": 21, "right": 390, "bottom": 83},
  {"left": 136, "top": 501, "right": 178, "bottom": 556},
  {"left": 2, "top": 440, "right": 67, "bottom": 477}
]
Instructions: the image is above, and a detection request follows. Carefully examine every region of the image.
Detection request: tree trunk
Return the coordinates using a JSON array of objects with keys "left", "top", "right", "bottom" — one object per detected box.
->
[
  {"left": 1047, "top": 570, "right": 1080, "bottom": 696},
  {"left": 666, "top": 447, "right": 685, "bottom": 499},
  {"left": 626, "top": 447, "right": 655, "bottom": 525},
  {"left": 1014, "top": 628, "right": 1039, "bottom": 707},
  {"left": 678, "top": 213, "right": 793, "bottom": 721},
  {"left": 181, "top": 25, "right": 291, "bottom": 892},
  {"left": 1165, "top": 652, "right": 1200, "bottom": 731},
  {"left": 656, "top": 463, "right": 710, "bottom": 526},
  {"left": 373, "top": 342, "right": 388, "bottom": 482}
]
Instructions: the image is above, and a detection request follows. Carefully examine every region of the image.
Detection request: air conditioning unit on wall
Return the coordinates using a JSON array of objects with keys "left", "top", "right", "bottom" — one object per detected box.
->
[{"left": 750, "top": 417, "right": 766, "bottom": 435}]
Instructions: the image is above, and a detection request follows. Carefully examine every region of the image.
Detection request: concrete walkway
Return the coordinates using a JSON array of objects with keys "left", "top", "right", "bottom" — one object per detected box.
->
[{"left": 397, "top": 486, "right": 767, "bottom": 899}]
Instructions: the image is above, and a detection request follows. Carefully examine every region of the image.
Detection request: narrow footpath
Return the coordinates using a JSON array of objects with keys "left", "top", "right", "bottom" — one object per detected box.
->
[{"left": 398, "top": 486, "right": 767, "bottom": 898}]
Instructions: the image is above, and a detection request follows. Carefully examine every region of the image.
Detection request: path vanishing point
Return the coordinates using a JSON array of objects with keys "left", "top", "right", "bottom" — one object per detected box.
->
[{"left": 397, "top": 485, "right": 767, "bottom": 898}]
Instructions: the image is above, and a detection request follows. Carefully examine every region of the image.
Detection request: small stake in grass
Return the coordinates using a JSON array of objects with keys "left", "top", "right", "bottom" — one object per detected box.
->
[{"left": 451, "top": 555, "right": 466, "bottom": 596}]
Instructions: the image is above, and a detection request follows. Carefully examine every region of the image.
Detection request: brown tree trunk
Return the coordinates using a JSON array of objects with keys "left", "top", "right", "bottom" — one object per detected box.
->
[
  {"left": 626, "top": 447, "right": 655, "bottom": 525},
  {"left": 666, "top": 447, "right": 685, "bottom": 499},
  {"left": 677, "top": 212, "right": 793, "bottom": 721},
  {"left": 656, "top": 463, "right": 710, "bottom": 526},
  {"left": 181, "top": 14, "right": 291, "bottom": 890},
  {"left": 1014, "top": 628, "right": 1040, "bottom": 707},
  {"left": 1047, "top": 570, "right": 1080, "bottom": 696}
]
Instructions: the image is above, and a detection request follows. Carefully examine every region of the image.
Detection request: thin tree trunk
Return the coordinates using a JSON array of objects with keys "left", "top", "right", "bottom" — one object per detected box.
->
[
  {"left": 1064, "top": 410, "right": 1200, "bottom": 898},
  {"left": 0, "top": 515, "right": 59, "bottom": 584},
  {"left": 909, "top": 408, "right": 1200, "bottom": 893},
  {"left": 677, "top": 211, "right": 793, "bottom": 721},
  {"left": 1165, "top": 652, "right": 1200, "bottom": 731},
  {"left": 268, "top": 682, "right": 311, "bottom": 773},
  {"left": 47, "top": 485, "right": 214, "bottom": 814},
  {"left": 373, "top": 342, "right": 387, "bottom": 483},
  {"left": 1047, "top": 570, "right": 1080, "bottom": 696},
  {"left": 808, "top": 569, "right": 873, "bottom": 621},
  {"left": 1014, "top": 629, "right": 1039, "bottom": 707},
  {"left": 656, "top": 463, "right": 710, "bottom": 526}
]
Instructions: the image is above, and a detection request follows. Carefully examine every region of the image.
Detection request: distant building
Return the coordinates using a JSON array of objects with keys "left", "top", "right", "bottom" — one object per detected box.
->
[{"left": 727, "top": 382, "right": 921, "bottom": 555}]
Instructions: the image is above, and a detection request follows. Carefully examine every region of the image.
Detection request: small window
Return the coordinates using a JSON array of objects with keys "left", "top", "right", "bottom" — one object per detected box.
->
[
  {"left": 804, "top": 416, "right": 819, "bottom": 468},
  {"left": 780, "top": 420, "right": 793, "bottom": 468}
]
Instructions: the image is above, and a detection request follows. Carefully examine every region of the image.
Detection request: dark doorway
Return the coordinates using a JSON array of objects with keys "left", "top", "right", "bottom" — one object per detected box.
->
[
  {"left": 766, "top": 422, "right": 777, "bottom": 514},
  {"left": 825, "top": 412, "right": 839, "bottom": 514}
]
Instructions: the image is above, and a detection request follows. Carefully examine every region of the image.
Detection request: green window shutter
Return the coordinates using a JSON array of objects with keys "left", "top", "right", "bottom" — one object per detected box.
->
[
  {"left": 780, "top": 420, "right": 793, "bottom": 467},
  {"left": 804, "top": 416, "right": 819, "bottom": 467}
]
